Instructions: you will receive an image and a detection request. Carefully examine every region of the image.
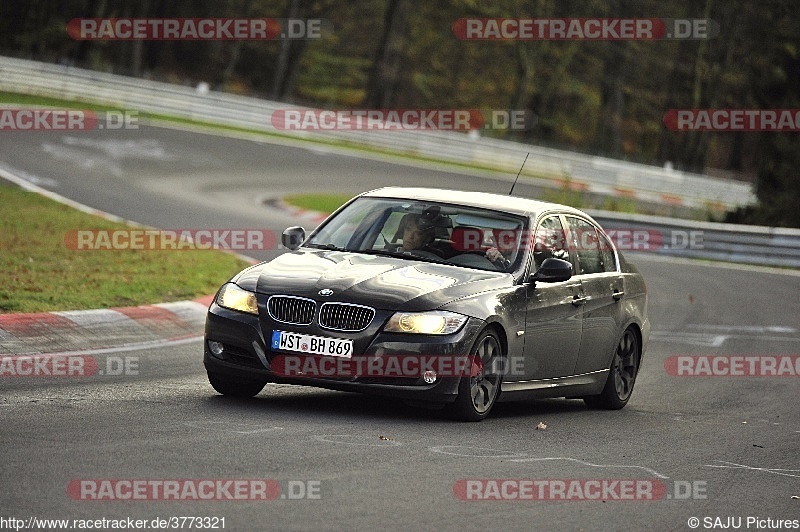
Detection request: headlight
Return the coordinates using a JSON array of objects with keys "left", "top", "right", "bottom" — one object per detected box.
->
[
  {"left": 216, "top": 283, "right": 258, "bottom": 315},
  {"left": 384, "top": 310, "right": 468, "bottom": 335}
]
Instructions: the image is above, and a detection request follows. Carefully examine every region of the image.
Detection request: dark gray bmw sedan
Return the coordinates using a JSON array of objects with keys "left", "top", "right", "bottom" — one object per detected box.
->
[{"left": 204, "top": 187, "right": 650, "bottom": 420}]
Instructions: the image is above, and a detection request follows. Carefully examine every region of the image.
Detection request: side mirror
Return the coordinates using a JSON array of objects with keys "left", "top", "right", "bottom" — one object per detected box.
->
[
  {"left": 281, "top": 226, "right": 306, "bottom": 250},
  {"left": 530, "top": 258, "right": 572, "bottom": 283}
]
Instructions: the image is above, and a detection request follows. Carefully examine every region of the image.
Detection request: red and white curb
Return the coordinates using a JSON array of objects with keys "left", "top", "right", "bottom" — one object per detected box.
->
[{"left": 0, "top": 296, "right": 214, "bottom": 356}]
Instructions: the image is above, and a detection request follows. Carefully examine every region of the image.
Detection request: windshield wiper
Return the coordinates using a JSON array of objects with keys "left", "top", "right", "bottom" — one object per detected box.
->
[
  {"left": 306, "top": 243, "right": 347, "bottom": 251},
  {"left": 358, "top": 248, "right": 450, "bottom": 265},
  {"left": 357, "top": 248, "right": 405, "bottom": 258}
]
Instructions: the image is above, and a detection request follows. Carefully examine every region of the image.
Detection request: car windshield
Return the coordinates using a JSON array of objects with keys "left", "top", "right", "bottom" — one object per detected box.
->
[{"left": 305, "top": 197, "right": 528, "bottom": 273}]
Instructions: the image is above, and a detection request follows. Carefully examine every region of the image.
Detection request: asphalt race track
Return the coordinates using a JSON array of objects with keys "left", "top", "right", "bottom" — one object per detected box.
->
[{"left": 2, "top": 124, "right": 799, "bottom": 531}]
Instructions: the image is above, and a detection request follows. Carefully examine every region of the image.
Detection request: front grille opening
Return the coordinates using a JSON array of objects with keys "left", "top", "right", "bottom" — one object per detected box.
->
[
  {"left": 267, "top": 295, "right": 316, "bottom": 325},
  {"left": 319, "top": 302, "right": 375, "bottom": 332}
]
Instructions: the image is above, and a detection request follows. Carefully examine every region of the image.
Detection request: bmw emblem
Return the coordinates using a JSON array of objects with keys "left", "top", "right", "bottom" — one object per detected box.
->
[{"left": 318, "top": 289, "right": 334, "bottom": 296}]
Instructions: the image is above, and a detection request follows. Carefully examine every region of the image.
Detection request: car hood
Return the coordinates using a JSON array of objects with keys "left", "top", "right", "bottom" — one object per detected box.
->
[{"left": 233, "top": 250, "right": 511, "bottom": 312}]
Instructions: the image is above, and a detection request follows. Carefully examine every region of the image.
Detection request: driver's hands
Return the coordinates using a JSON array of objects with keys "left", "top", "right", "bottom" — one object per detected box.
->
[
  {"left": 485, "top": 247, "right": 503, "bottom": 262},
  {"left": 486, "top": 247, "right": 511, "bottom": 269}
]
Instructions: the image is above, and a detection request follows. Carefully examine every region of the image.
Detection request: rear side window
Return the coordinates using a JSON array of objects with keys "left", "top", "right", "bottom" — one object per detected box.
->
[
  {"left": 598, "top": 230, "right": 618, "bottom": 272},
  {"left": 565, "top": 216, "right": 608, "bottom": 275}
]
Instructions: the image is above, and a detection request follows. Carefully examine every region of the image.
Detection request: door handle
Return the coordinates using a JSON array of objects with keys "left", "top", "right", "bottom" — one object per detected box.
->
[
  {"left": 571, "top": 295, "right": 587, "bottom": 306},
  {"left": 612, "top": 290, "right": 624, "bottom": 301}
]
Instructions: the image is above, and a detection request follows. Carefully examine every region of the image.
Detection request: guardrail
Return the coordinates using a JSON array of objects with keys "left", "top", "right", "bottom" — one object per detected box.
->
[
  {"left": 590, "top": 210, "right": 800, "bottom": 268},
  {"left": 0, "top": 55, "right": 756, "bottom": 211},
  {"left": 2, "top": 56, "right": 797, "bottom": 268}
]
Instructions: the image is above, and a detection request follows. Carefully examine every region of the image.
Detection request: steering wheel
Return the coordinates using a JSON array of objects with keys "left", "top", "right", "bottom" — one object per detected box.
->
[
  {"left": 407, "top": 249, "right": 444, "bottom": 260},
  {"left": 384, "top": 242, "right": 403, "bottom": 253},
  {"left": 461, "top": 249, "right": 511, "bottom": 269}
]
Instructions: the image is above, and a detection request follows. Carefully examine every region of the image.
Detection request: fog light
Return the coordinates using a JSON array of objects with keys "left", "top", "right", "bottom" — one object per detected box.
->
[
  {"left": 208, "top": 341, "right": 224, "bottom": 357},
  {"left": 422, "top": 370, "right": 437, "bottom": 384}
]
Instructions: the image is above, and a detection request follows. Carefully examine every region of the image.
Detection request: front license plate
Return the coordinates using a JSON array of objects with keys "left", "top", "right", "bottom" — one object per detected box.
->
[{"left": 271, "top": 330, "right": 353, "bottom": 358}]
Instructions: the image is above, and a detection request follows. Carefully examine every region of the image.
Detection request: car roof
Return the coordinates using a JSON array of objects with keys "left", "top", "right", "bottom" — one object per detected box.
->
[{"left": 361, "top": 187, "right": 593, "bottom": 221}]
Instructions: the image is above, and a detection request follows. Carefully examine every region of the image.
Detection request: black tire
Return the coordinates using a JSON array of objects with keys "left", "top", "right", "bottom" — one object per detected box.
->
[
  {"left": 446, "top": 330, "right": 504, "bottom": 421},
  {"left": 584, "top": 327, "right": 640, "bottom": 410},
  {"left": 207, "top": 371, "right": 266, "bottom": 398}
]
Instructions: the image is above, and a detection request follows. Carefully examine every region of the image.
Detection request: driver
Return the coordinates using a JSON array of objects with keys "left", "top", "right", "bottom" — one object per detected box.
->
[{"left": 400, "top": 213, "right": 443, "bottom": 255}]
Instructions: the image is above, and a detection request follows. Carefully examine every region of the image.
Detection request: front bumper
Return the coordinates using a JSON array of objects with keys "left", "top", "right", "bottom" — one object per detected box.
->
[{"left": 203, "top": 302, "right": 485, "bottom": 403}]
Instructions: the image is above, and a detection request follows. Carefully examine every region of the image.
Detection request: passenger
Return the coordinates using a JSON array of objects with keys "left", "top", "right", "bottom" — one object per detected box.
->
[{"left": 450, "top": 225, "right": 515, "bottom": 270}]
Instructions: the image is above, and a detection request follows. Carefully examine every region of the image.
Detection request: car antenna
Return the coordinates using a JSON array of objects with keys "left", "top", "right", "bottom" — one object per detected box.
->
[{"left": 508, "top": 152, "right": 529, "bottom": 196}]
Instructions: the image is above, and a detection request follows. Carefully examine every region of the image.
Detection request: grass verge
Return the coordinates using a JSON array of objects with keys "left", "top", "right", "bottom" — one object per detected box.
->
[
  {"left": 282, "top": 193, "right": 352, "bottom": 214},
  {"left": 0, "top": 183, "right": 249, "bottom": 313}
]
